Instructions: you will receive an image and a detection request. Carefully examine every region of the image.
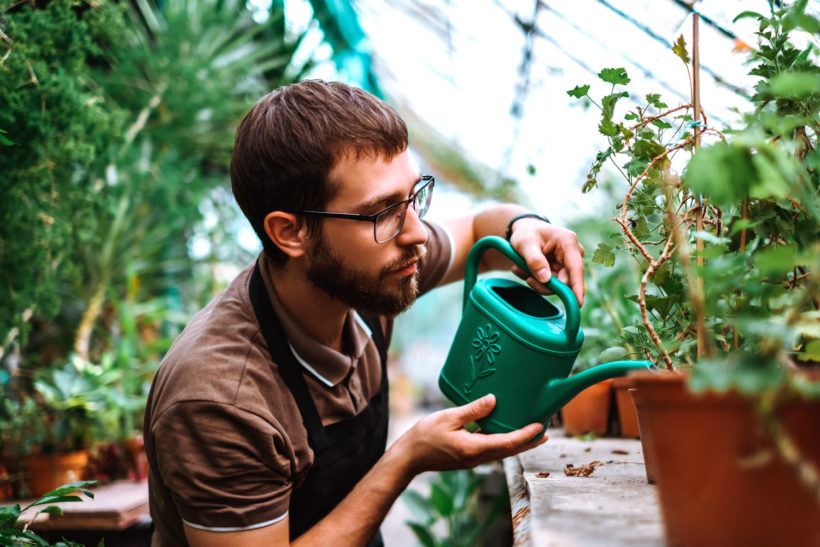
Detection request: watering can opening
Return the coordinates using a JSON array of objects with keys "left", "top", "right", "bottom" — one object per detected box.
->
[{"left": 490, "top": 285, "right": 561, "bottom": 319}]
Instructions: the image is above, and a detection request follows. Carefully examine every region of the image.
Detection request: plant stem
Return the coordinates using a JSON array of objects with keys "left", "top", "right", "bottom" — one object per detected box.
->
[
  {"left": 662, "top": 172, "right": 713, "bottom": 359},
  {"left": 638, "top": 236, "right": 677, "bottom": 370},
  {"left": 74, "top": 285, "right": 106, "bottom": 361}
]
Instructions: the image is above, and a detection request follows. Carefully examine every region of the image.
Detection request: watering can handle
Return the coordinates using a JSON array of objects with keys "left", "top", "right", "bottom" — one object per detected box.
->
[{"left": 462, "top": 236, "right": 581, "bottom": 344}]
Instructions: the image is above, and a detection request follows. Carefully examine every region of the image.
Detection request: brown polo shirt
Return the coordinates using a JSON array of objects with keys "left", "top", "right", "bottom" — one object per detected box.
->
[{"left": 145, "top": 221, "right": 453, "bottom": 545}]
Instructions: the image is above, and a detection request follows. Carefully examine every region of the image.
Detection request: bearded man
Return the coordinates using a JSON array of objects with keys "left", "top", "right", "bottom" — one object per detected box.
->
[{"left": 144, "top": 80, "right": 585, "bottom": 546}]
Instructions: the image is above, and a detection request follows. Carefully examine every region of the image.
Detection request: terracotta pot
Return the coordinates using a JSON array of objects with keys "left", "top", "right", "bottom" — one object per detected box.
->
[
  {"left": 561, "top": 379, "right": 612, "bottom": 436},
  {"left": 630, "top": 371, "right": 820, "bottom": 547},
  {"left": 22, "top": 451, "right": 89, "bottom": 498},
  {"left": 0, "top": 462, "right": 13, "bottom": 501},
  {"left": 629, "top": 387, "right": 657, "bottom": 483},
  {"left": 612, "top": 376, "right": 640, "bottom": 437},
  {"left": 123, "top": 434, "right": 149, "bottom": 482}
]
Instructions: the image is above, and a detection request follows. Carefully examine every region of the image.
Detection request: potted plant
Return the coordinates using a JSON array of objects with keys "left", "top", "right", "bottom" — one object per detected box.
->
[
  {"left": 0, "top": 480, "right": 96, "bottom": 546},
  {"left": 1, "top": 359, "right": 107, "bottom": 498},
  {"left": 568, "top": 2, "right": 820, "bottom": 544}
]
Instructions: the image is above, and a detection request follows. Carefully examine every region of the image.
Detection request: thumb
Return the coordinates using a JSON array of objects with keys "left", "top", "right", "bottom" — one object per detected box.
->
[{"left": 452, "top": 394, "right": 496, "bottom": 425}]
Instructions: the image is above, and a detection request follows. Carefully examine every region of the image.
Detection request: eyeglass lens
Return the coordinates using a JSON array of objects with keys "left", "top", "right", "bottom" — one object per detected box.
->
[{"left": 374, "top": 179, "right": 433, "bottom": 243}]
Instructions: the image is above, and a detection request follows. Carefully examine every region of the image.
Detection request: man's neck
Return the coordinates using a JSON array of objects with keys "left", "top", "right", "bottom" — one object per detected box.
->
[{"left": 268, "top": 261, "right": 350, "bottom": 352}]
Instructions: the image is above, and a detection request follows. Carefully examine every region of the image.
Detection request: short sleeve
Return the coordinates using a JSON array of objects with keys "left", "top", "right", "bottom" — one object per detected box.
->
[
  {"left": 151, "top": 400, "right": 294, "bottom": 530},
  {"left": 418, "top": 220, "right": 453, "bottom": 295}
]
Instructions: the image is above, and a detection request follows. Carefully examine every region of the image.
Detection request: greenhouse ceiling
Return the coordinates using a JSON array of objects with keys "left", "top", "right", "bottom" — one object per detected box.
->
[{"left": 297, "top": 0, "right": 818, "bottom": 221}]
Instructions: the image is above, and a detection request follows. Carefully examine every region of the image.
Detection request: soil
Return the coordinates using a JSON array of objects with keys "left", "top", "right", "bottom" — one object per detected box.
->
[{"left": 564, "top": 461, "right": 604, "bottom": 477}]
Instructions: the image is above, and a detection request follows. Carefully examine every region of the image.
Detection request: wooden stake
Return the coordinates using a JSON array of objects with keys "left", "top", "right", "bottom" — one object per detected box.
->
[{"left": 692, "top": 13, "right": 707, "bottom": 358}]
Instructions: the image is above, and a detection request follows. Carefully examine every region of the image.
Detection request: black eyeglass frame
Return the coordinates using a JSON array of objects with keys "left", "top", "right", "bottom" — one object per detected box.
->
[{"left": 298, "top": 175, "right": 435, "bottom": 243}]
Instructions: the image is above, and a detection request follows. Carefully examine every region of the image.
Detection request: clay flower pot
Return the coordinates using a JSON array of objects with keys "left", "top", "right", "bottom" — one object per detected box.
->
[
  {"left": 611, "top": 376, "right": 640, "bottom": 437},
  {"left": 123, "top": 434, "right": 149, "bottom": 482},
  {"left": 0, "top": 462, "right": 13, "bottom": 501},
  {"left": 22, "top": 450, "right": 89, "bottom": 498},
  {"left": 630, "top": 371, "right": 820, "bottom": 546},
  {"left": 561, "top": 379, "right": 612, "bottom": 436}
]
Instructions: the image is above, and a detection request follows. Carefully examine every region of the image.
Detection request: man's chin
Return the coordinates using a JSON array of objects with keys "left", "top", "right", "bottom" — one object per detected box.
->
[{"left": 354, "top": 276, "right": 419, "bottom": 316}]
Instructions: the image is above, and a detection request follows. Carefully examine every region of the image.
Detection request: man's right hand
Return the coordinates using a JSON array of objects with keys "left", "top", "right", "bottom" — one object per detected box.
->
[{"left": 390, "top": 393, "right": 547, "bottom": 476}]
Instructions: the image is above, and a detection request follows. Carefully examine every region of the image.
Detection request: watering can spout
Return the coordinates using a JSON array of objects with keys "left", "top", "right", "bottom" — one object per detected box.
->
[{"left": 538, "top": 360, "right": 655, "bottom": 419}]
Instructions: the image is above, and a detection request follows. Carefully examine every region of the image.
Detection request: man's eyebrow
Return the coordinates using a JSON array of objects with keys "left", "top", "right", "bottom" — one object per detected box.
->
[{"left": 357, "top": 175, "right": 423, "bottom": 212}]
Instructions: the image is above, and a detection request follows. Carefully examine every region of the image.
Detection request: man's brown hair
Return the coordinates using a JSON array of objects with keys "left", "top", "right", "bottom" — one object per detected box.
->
[{"left": 230, "top": 80, "right": 409, "bottom": 263}]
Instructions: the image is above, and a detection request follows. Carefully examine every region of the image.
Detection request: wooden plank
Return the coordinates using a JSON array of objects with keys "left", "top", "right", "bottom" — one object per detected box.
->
[{"left": 4, "top": 480, "right": 150, "bottom": 532}]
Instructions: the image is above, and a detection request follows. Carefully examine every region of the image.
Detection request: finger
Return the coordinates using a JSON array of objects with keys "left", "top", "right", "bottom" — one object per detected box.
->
[
  {"left": 526, "top": 276, "right": 550, "bottom": 295},
  {"left": 450, "top": 394, "right": 496, "bottom": 425},
  {"left": 516, "top": 238, "right": 552, "bottom": 284},
  {"left": 473, "top": 422, "right": 545, "bottom": 452},
  {"left": 511, "top": 265, "right": 529, "bottom": 282},
  {"left": 561, "top": 241, "right": 586, "bottom": 307}
]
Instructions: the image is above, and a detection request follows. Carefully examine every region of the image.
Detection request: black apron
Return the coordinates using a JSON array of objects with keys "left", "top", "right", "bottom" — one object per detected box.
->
[{"left": 249, "top": 263, "right": 388, "bottom": 546}]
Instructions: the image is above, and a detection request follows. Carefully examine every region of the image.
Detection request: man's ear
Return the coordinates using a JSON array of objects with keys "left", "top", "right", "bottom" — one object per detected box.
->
[{"left": 264, "top": 211, "right": 308, "bottom": 259}]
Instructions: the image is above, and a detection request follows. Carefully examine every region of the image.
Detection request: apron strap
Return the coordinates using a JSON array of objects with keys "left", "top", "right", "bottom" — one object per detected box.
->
[{"left": 248, "top": 262, "right": 388, "bottom": 451}]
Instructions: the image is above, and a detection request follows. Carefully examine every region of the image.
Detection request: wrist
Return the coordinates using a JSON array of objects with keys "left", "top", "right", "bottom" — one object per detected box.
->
[
  {"left": 383, "top": 434, "right": 420, "bottom": 483},
  {"left": 505, "top": 213, "right": 551, "bottom": 241}
]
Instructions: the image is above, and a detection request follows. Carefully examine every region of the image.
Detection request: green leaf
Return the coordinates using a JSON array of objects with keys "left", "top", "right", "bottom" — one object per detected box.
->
[
  {"left": 733, "top": 11, "right": 765, "bottom": 23},
  {"left": 684, "top": 142, "right": 757, "bottom": 206},
  {"left": 691, "top": 230, "right": 730, "bottom": 245},
  {"left": 672, "top": 34, "right": 690, "bottom": 64},
  {"left": 567, "top": 84, "right": 590, "bottom": 98},
  {"left": 40, "top": 506, "right": 64, "bottom": 516},
  {"left": 754, "top": 244, "right": 797, "bottom": 278},
  {"left": 632, "top": 139, "right": 666, "bottom": 161},
  {"left": 650, "top": 119, "right": 672, "bottom": 130},
  {"left": 592, "top": 243, "right": 616, "bottom": 267},
  {"left": 406, "top": 522, "right": 437, "bottom": 547},
  {"left": 429, "top": 482, "right": 455, "bottom": 517},
  {"left": 402, "top": 490, "right": 435, "bottom": 525},
  {"left": 598, "top": 67, "right": 630, "bottom": 85},
  {"left": 0, "top": 504, "right": 22, "bottom": 528},
  {"left": 797, "top": 340, "right": 820, "bottom": 362},
  {"left": 645, "top": 93, "right": 668, "bottom": 109},
  {"left": 601, "top": 91, "right": 629, "bottom": 114},
  {"left": 0, "top": 129, "right": 16, "bottom": 146},
  {"left": 769, "top": 71, "right": 820, "bottom": 98},
  {"left": 598, "top": 346, "right": 628, "bottom": 362},
  {"left": 598, "top": 117, "right": 619, "bottom": 137},
  {"left": 624, "top": 158, "right": 649, "bottom": 178},
  {"left": 46, "top": 480, "right": 97, "bottom": 495},
  {"left": 32, "top": 495, "right": 82, "bottom": 507}
]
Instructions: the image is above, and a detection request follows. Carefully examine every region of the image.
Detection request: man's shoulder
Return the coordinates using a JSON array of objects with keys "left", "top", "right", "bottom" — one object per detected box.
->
[{"left": 147, "top": 263, "right": 282, "bottom": 418}]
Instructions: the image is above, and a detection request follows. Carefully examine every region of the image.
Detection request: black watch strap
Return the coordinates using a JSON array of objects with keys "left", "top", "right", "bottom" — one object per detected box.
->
[{"left": 505, "top": 213, "right": 551, "bottom": 241}]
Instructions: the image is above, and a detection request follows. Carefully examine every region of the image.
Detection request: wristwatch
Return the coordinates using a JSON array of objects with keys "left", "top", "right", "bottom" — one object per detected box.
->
[{"left": 505, "top": 213, "right": 551, "bottom": 241}]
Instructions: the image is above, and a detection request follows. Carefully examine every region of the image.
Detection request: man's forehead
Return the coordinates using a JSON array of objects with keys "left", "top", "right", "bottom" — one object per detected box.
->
[{"left": 327, "top": 149, "right": 420, "bottom": 198}]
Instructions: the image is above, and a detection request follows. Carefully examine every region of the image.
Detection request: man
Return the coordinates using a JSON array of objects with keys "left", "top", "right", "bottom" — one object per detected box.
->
[{"left": 144, "top": 80, "right": 585, "bottom": 546}]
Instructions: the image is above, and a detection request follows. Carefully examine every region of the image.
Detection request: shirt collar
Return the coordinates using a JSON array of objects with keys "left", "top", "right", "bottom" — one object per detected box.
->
[{"left": 258, "top": 253, "right": 373, "bottom": 387}]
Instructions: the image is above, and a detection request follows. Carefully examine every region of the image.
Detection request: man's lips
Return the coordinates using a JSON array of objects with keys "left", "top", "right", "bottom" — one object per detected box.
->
[{"left": 393, "top": 259, "right": 419, "bottom": 276}]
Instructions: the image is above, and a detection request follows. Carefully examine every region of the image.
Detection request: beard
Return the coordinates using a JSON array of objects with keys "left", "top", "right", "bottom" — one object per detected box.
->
[{"left": 305, "top": 233, "right": 426, "bottom": 316}]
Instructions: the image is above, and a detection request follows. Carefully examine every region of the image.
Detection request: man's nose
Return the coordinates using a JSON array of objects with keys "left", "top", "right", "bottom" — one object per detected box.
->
[{"left": 395, "top": 205, "right": 428, "bottom": 246}]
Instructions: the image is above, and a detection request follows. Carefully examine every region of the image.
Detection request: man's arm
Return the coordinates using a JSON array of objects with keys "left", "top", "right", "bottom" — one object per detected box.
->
[
  {"left": 184, "top": 394, "right": 544, "bottom": 546},
  {"left": 440, "top": 204, "right": 586, "bottom": 306}
]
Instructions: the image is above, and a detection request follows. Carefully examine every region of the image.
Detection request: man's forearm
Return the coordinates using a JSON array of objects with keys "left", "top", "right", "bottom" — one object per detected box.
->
[{"left": 293, "top": 442, "right": 414, "bottom": 546}]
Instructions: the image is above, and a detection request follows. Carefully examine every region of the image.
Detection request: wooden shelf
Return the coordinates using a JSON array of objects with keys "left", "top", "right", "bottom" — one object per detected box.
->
[{"left": 4, "top": 480, "right": 149, "bottom": 532}]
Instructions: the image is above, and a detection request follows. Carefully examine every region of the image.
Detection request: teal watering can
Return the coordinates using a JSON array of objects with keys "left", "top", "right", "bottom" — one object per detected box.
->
[{"left": 438, "top": 236, "right": 654, "bottom": 436}]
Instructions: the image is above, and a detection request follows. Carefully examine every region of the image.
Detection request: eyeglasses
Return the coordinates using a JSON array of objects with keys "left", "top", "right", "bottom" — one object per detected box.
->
[{"left": 299, "top": 176, "right": 435, "bottom": 243}]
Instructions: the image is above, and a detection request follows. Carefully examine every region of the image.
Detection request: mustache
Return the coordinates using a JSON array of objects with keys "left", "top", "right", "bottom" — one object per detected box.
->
[{"left": 381, "top": 244, "right": 426, "bottom": 277}]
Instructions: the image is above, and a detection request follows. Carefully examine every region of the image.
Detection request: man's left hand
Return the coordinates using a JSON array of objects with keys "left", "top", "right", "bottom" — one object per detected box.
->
[{"left": 507, "top": 218, "right": 586, "bottom": 306}]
